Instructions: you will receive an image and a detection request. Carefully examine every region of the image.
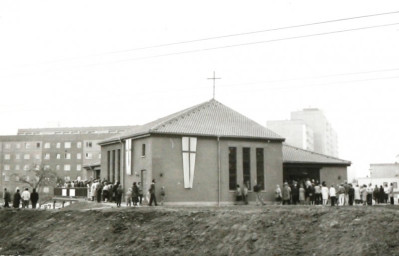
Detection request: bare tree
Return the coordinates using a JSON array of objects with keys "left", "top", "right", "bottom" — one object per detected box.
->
[{"left": 11, "top": 164, "right": 59, "bottom": 190}]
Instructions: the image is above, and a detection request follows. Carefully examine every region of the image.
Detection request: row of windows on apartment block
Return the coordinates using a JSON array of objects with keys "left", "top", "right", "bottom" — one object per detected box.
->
[
  {"left": 3, "top": 164, "right": 82, "bottom": 172},
  {"left": 2, "top": 152, "right": 100, "bottom": 161},
  {"left": 228, "top": 147, "right": 265, "bottom": 191},
  {"left": 2, "top": 141, "right": 95, "bottom": 150}
]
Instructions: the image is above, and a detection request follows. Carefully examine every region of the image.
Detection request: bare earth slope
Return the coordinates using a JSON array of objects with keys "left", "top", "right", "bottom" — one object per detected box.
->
[{"left": 1, "top": 204, "right": 399, "bottom": 256}]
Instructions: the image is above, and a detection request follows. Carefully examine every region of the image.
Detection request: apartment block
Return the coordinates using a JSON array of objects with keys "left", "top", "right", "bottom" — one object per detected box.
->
[
  {"left": 0, "top": 126, "right": 136, "bottom": 195},
  {"left": 267, "top": 108, "right": 338, "bottom": 157}
]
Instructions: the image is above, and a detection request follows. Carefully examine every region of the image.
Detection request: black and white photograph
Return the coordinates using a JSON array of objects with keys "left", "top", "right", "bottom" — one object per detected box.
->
[{"left": 1, "top": 1, "right": 399, "bottom": 255}]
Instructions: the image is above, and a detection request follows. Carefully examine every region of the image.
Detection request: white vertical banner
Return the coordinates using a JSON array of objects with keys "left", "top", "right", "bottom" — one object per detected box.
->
[
  {"left": 189, "top": 137, "right": 197, "bottom": 152},
  {"left": 125, "top": 139, "right": 132, "bottom": 175},
  {"left": 182, "top": 152, "right": 190, "bottom": 188},
  {"left": 182, "top": 137, "right": 197, "bottom": 189},
  {"left": 182, "top": 137, "right": 189, "bottom": 151},
  {"left": 189, "top": 153, "right": 196, "bottom": 188}
]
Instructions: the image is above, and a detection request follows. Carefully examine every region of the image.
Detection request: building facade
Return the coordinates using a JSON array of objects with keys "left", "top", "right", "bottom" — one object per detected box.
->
[{"left": 100, "top": 100, "right": 350, "bottom": 205}]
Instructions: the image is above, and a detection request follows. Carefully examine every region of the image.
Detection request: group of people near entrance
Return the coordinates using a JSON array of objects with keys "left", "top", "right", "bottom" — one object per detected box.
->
[
  {"left": 275, "top": 179, "right": 396, "bottom": 206},
  {"left": 89, "top": 178, "right": 164, "bottom": 207},
  {"left": 90, "top": 180, "right": 124, "bottom": 206},
  {"left": 2, "top": 187, "right": 39, "bottom": 209}
]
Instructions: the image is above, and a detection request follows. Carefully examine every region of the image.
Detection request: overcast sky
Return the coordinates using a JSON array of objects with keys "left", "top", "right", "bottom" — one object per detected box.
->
[{"left": 1, "top": 0, "right": 399, "bottom": 180}]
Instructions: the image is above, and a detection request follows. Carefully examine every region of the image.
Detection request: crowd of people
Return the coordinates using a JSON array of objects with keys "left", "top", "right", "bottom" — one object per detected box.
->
[
  {"left": 2, "top": 187, "right": 39, "bottom": 209},
  {"left": 88, "top": 178, "right": 162, "bottom": 207},
  {"left": 3, "top": 177, "right": 396, "bottom": 209},
  {"left": 274, "top": 179, "right": 396, "bottom": 206}
]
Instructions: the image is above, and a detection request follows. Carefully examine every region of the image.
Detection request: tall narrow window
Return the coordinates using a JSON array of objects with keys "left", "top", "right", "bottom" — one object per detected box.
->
[
  {"left": 228, "top": 147, "right": 237, "bottom": 190},
  {"left": 125, "top": 139, "right": 132, "bottom": 175},
  {"left": 107, "top": 151, "right": 111, "bottom": 181},
  {"left": 141, "top": 144, "right": 146, "bottom": 157},
  {"left": 243, "top": 148, "right": 251, "bottom": 189},
  {"left": 182, "top": 137, "right": 197, "bottom": 188},
  {"left": 256, "top": 148, "right": 264, "bottom": 190},
  {"left": 112, "top": 150, "right": 116, "bottom": 183},
  {"left": 117, "top": 149, "right": 121, "bottom": 182}
]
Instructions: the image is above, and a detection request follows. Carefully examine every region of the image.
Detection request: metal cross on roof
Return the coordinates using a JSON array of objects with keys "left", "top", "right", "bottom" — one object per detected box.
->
[{"left": 207, "top": 71, "right": 221, "bottom": 99}]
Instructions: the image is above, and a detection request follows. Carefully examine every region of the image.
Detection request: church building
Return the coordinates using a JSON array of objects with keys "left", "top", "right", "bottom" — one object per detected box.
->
[{"left": 99, "top": 99, "right": 350, "bottom": 205}]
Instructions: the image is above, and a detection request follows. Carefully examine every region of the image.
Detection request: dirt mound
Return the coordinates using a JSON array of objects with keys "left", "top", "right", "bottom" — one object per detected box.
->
[{"left": 1, "top": 205, "right": 399, "bottom": 255}]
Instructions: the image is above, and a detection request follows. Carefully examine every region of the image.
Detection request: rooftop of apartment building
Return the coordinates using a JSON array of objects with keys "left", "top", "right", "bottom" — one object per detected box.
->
[
  {"left": 371, "top": 163, "right": 399, "bottom": 166},
  {"left": 17, "top": 125, "right": 138, "bottom": 135}
]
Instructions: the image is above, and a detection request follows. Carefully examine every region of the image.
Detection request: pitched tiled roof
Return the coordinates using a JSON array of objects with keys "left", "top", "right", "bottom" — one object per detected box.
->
[
  {"left": 100, "top": 99, "right": 284, "bottom": 144},
  {"left": 283, "top": 144, "right": 351, "bottom": 166}
]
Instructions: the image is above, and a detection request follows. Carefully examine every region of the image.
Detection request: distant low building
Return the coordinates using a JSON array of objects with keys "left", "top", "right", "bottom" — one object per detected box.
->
[
  {"left": 369, "top": 163, "right": 399, "bottom": 178},
  {"left": 356, "top": 163, "right": 399, "bottom": 199}
]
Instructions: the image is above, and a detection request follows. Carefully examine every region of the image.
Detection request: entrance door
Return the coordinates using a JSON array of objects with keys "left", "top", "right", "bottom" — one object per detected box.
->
[
  {"left": 95, "top": 169, "right": 101, "bottom": 179},
  {"left": 141, "top": 169, "right": 148, "bottom": 203},
  {"left": 283, "top": 166, "right": 320, "bottom": 184}
]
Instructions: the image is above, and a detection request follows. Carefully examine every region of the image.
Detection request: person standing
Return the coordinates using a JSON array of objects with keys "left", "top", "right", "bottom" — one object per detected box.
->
[
  {"left": 321, "top": 182, "right": 329, "bottom": 205},
  {"left": 291, "top": 182, "right": 299, "bottom": 205},
  {"left": 329, "top": 184, "right": 336, "bottom": 206},
  {"left": 361, "top": 185, "right": 368, "bottom": 205},
  {"left": 314, "top": 182, "right": 322, "bottom": 205},
  {"left": 21, "top": 188, "right": 30, "bottom": 208},
  {"left": 149, "top": 179, "right": 158, "bottom": 206},
  {"left": 299, "top": 184, "right": 305, "bottom": 205},
  {"left": 132, "top": 182, "right": 139, "bottom": 207},
  {"left": 91, "top": 180, "right": 98, "bottom": 201},
  {"left": 137, "top": 182, "right": 144, "bottom": 206},
  {"left": 275, "top": 184, "right": 282, "bottom": 205},
  {"left": 254, "top": 182, "right": 266, "bottom": 206},
  {"left": 308, "top": 183, "right": 315, "bottom": 205},
  {"left": 13, "top": 189, "right": 21, "bottom": 208},
  {"left": 126, "top": 188, "right": 132, "bottom": 207},
  {"left": 102, "top": 182, "right": 109, "bottom": 202},
  {"left": 373, "top": 185, "right": 384, "bottom": 204},
  {"left": 354, "top": 184, "right": 361, "bottom": 205},
  {"left": 242, "top": 182, "right": 249, "bottom": 205},
  {"left": 30, "top": 188, "right": 39, "bottom": 209},
  {"left": 3, "top": 188, "right": 11, "bottom": 208},
  {"left": 348, "top": 184, "right": 355, "bottom": 206},
  {"left": 115, "top": 186, "right": 123, "bottom": 207},
  {"left": 366, "top": 184, "right": 374, "bottom": 206},
  {"left": 384, "top": 183, "right": 389, "bottom": 204},
  {"left": 338, "top": 184, "right": 345, "bottom": 206},
  {"left": 343, "top": 181, "right": 350, "bottom": 205},
  {"left": 282, "top": 182, "right": 291, "bottom": 205},
  {"left": 389, "top": 183, "right": 395, "bottom": 205}
]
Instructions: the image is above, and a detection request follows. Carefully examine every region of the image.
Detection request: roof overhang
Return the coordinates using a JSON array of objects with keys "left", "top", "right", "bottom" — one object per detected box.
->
[
  {"left": 99, "top": 132, "right": 285, "bottom": 146},
  {"left": 283, "top": 161, "right": 351, "bottom": 167}
]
